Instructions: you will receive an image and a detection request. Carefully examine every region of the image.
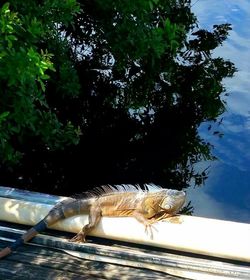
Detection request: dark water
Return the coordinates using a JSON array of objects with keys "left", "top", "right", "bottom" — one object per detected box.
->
[{"left": 188, "top": 0, "right": 250, "bottom": 223}]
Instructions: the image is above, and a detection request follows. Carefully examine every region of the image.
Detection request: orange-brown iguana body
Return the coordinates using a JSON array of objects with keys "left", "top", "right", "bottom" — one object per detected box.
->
[{"left": 0, "top": 184, "right": 186, "bottom": 258}]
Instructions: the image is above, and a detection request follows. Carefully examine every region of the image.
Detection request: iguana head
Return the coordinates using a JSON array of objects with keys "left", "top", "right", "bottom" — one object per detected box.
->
[{"left": 160, "top": 189, "right": 186, "bottom": 214}]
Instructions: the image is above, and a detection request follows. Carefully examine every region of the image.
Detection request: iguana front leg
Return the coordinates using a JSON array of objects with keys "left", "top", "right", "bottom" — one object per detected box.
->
[
  {"left": 132, "top": 210, "right": 157, "bottom": 239},
  {"left": 70, "top": 205, "right": 102, "bottom": 243}
]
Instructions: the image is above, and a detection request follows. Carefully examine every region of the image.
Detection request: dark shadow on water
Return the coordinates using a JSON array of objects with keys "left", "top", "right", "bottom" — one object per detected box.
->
[{"left": 0, "top": 2, "right": 236, "bottom": 198}]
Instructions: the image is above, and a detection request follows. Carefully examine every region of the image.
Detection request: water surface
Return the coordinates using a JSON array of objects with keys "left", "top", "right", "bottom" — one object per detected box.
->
[{"left": 188, "top": 0, "right": 250, "bottom": 223}]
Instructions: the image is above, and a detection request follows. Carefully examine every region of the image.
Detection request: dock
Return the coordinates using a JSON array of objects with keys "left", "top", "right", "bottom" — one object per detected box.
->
[{"left": 0, "top": 186, "right": 249, "bottom": 279}]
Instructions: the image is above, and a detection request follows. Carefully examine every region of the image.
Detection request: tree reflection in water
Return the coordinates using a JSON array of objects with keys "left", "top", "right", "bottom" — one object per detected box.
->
[{"left": 0, "top": 1, "right": 236, "bottom": 201}]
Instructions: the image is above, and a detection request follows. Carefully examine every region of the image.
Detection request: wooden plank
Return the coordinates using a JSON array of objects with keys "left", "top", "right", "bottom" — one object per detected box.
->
[
  {"left": 1, "top": 224, "right": 250, "bottom": 280},
  {"left": 0, "top": 240, "right": 178, "bottom": 280}
]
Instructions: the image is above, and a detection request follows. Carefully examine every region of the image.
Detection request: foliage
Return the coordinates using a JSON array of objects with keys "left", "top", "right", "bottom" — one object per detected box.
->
[
  {"left": 0, "top": 1, "right": 80, "bottom": 165},
  {"left": 0, "top": 0, "right": 236, "bottom": 194},
  {"left": 179, "top": 201, "right": 193, "bottom": 215}
]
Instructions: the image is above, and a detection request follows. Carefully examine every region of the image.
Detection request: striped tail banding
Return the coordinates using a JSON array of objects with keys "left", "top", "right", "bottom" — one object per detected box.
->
[
  {"left": 0, "top": 198, "right": 78, "bottom": 259},
  {"left": 0, "top": 220, "right": 48, "bottom": 259}
]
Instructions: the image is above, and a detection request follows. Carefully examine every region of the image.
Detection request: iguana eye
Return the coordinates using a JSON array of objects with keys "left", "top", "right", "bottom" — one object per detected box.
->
[
  {"left": 160, "top": 198, "right": 172, "bottom": 210},
  {"left": 160, "top": 204, "right": 171, "bottom": 211}
]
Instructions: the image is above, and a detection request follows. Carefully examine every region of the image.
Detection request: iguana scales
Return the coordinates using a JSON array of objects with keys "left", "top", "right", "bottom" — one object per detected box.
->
[{"left": 0, "top": 184, "right": 186, "bottom": 258}]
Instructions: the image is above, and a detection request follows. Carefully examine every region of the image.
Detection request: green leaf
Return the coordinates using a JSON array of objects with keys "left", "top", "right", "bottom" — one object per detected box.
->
[
  {"left": 0, "top": 111, "right": 10, "bottom": 121},
  {"left": 2, "top": 3, "right": 10, "bottom": 14}
]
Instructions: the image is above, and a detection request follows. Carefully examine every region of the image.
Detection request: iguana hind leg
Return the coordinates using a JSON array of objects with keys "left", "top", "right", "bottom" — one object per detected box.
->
[{"left": 70, "top": 205, "right": 101, "bottom": 243}]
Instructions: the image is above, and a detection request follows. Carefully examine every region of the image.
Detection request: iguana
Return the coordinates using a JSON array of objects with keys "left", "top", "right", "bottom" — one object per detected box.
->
[{"left": 0, "top": 184, "right": 186, "bottom": 259}]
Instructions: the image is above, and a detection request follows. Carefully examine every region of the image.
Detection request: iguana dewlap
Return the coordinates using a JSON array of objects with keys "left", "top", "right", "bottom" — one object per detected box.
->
[{"left": 0, "top": 184, "right": 186, "bottom": 258}]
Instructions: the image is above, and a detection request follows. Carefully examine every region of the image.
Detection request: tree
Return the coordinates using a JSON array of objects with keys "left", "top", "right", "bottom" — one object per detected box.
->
[
  {"left": 0, "top": 1, "right": 236, "bottom": 194},
  {"left": 0, "top": 1, "right": 81, "bottom": 165}
]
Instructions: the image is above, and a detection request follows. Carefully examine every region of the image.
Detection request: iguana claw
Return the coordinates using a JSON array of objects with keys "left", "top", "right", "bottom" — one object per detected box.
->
[{"left": 69, "top": 232, "right": 86, "bottom": 243}]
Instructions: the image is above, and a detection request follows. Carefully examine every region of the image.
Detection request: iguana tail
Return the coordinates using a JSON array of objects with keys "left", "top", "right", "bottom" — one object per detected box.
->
[{"left": 0, "top": 198, "right": 91, "bottom": 259}]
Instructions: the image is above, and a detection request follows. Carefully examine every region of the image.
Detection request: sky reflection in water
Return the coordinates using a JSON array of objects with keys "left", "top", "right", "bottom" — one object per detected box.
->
[{"left": 187, "top": 0, "right": 250, "bottom": 223}]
